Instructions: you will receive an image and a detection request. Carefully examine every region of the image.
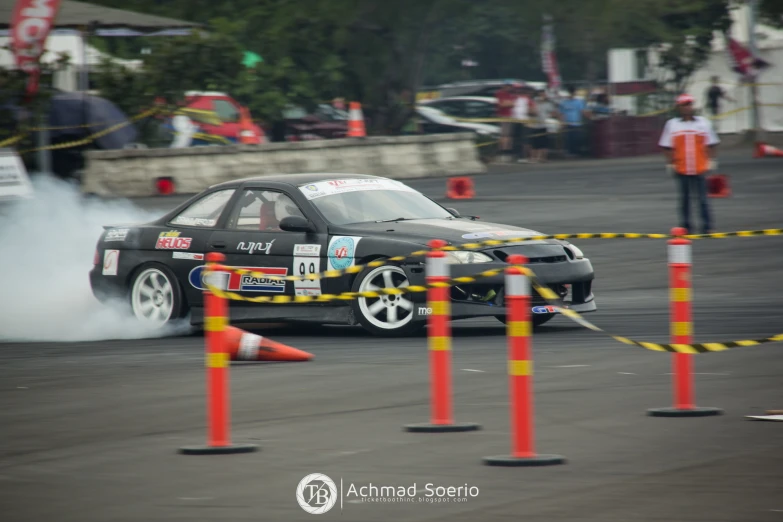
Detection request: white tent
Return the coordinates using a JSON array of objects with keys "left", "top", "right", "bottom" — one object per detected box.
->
[
  {"left": 608, "top": 3, "right": 783, "bottom": 133},
  {"left": 0, "top": 31, "right": 142, "bottom": 92},
  {"left": 686, "top": 5, "right": 783, "bottom": 133}
]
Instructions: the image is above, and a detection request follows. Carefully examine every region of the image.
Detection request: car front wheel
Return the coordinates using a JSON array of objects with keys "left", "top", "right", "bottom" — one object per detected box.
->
[{"left": 351, "top": 263, "right": 423, "bottom": 337}]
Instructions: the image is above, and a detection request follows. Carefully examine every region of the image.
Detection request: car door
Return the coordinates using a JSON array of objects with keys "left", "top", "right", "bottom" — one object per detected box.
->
[{"left": 205, "top": 187, "right": 328, "bottom": 304}]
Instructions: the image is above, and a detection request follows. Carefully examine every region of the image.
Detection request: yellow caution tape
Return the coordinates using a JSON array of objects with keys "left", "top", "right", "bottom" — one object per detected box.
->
[
  {"left": 0, "top": 134, "right": 27, "bottom": 148},
  {"left": 18, "top": 107, "right": 160, "bottom": 154},
  {"left": 202, "top": 265, "right": 507, "bottom": 304},
  {"left": 199, "top": 229, "right": 783, "bottom": 287},
  {"left": 524, "top": 266, "right": 783, "bottom": 354}
]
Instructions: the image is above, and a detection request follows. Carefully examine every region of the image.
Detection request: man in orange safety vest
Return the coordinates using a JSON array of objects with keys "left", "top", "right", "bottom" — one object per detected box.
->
[{"left": 658, "top": 93, "right": 720, "bottom": 234}]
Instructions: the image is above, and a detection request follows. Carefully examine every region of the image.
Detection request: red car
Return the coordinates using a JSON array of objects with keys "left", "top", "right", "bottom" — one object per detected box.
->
[{"left": 184, "top": 91, "right": 265, "bottom": 144}]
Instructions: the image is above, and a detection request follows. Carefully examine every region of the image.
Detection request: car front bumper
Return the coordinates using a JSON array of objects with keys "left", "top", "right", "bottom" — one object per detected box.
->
[{"left": 404, "top": 256, "right": 596, "bottom": 321}]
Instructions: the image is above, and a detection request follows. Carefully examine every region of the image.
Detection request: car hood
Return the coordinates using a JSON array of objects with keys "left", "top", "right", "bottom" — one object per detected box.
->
[{"left": 334, "top": 218, "right": 560, "bottom": 248}]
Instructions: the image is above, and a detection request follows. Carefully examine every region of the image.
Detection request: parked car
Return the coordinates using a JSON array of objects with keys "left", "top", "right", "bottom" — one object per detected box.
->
[
  {"left": 422, "top": 96, "right": 562, "bottom": 133},
  {"left": 183, "top": 91, "right": 265, "bottom": 144},
  {"left": 411, "top": 106, "right": 500, "bottom": 137}
]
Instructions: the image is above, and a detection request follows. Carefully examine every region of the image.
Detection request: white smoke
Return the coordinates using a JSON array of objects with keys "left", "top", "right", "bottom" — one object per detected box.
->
[{"left": 0, "top": 174, "right": 192, "bottom": 342}]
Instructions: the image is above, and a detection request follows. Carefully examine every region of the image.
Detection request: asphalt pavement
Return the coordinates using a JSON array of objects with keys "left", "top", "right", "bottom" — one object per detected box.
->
[{"left": 2, "top": 151, "right": 782, "bottom": 522}]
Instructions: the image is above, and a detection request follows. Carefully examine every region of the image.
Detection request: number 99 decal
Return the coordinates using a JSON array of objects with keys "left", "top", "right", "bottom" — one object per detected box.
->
[{"left": 292, "top": 244, "right": 322, "bottom": 296}]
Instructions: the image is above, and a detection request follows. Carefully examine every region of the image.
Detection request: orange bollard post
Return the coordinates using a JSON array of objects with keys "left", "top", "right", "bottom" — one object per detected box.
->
[
  {"left": 484, "top": 255, "right": 564, "bottom": 466},
  {"left": 404, "top": 239, "right": 480, "bottom": 433},
  {"left": 180, "top": 252, "right": 259, "bottom": 454},
  {"left": 648, "top": 228, "right": 722, "bottom": 418}
]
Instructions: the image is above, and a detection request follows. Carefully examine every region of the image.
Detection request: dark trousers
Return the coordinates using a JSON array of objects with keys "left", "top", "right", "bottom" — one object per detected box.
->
[
  {"left": 565, "top": 125, "right": 583, "bottom": 155},
  {"left": 676, "top": 173, "right": 711, "bottom": 233}
]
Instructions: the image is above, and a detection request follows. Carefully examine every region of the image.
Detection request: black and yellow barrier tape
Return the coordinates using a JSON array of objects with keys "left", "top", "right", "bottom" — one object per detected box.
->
[
  {"left": 197, "top": 228, "right": 783, "bottom": 288},
  {"left": 17, "top": 107, "right": 160, "bottom": 154},
  {"left": 524, "top": 266, "right": 783, "bottom": 354},
  {"left": 0, "top": 134, "right": 27, "bottom": 148},
  {"left": 447, "top": 229, "right": 783, "bottom": 252},
  {"left": 202, "top": 265, "right": 507, "bottom": 304}
]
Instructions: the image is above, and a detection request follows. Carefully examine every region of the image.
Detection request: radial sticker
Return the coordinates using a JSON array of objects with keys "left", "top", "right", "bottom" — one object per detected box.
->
[{"left": 327, "top": 236, "right": 362, "bottom": 271}]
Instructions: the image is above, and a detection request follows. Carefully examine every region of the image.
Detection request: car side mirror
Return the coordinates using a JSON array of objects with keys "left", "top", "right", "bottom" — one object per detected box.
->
[
  {"left": 279, "top": 215, "right": 315, "bottom": 233},
  {"left": 446, "top": 207, "right": 461, "bottom": 217}
]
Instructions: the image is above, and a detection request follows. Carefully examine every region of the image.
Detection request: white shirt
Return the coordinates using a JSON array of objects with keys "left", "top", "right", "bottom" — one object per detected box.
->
[
  {"left": 658, "top": 116, "right": 719, "bottom": 148},
  {"left": 512, "top": 96, "right": 530, "bottom": 120}
]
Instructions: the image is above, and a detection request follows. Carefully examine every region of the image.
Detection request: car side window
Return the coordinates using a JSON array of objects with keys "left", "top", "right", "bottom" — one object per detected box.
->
[
  {"left": 213, "top": 99, "right": 239, "bottom": 123},
  {"left": 228, "top": 189, "right": 306, "bottom": 231},
  {"left": 169, "top": 189, "right": 235, "bottom": 227},
  {"left": 466, "top": 101, "right": 495, "bottom": 118}
]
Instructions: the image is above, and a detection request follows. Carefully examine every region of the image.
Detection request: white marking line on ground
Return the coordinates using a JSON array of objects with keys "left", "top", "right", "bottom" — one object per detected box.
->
[
  {"left": 16, "top": 387, "right": 28, "bottom": 389},
  {"left": 618, "top": 372, "right": 637, "bottom": 375},
  {"left": 461, "top": 369, "right": 485, "bottom": 372},
  {"left": 334, "top": 449, "right": 371, "bottom": 456},
  {"left": 663, "top": 372, "right": 731, "bottom": 376}
]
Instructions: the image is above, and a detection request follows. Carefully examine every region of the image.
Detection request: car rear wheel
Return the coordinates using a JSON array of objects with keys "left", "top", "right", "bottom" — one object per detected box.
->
[
  {"left": 351, "top": 264, "right": 422, "bottom": 337},
  {"left": 130, "top": 265, "right": 184, "bottom": 326}
]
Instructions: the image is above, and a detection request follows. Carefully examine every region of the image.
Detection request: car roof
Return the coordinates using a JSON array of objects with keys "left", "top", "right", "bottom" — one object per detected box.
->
[{"left": 210, "top": 172, "right": 388, "bottom": 190}]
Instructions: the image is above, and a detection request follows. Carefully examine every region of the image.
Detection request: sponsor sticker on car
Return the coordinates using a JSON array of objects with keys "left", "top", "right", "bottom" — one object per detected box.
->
[
  {"left": 327, "top": 236, "right": 362, "bottom": 271},
  {"left": 293, "top": 244, "right": 322, "bottom": 296},
  {"left": 104, "top": 228, "right": 129, "bottom": 242},
  {"left": 156, "top": 230, "right": 192, "bottom": 250},
  {"left": 298, "top": 179, "right": 417, "bottom": 200},
  {"left": 188, "top": 265, "right": 288, "bottom": 293},
  {"left": 173, "top": 252, "right": 204, "bottom": 261},
  {"left": 237, "top": 239, "right": 275, "bottom": 255},
  {"left": 102, "top": 249, "right": 119, "bottom": 276},
  {"left": 532, "top": 306, "right": 559, "bottom": 314}
]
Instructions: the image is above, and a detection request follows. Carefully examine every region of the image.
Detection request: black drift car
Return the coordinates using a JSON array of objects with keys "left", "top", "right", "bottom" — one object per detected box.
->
[{"left": 90, "top": 173, "right": 596, "bottom": 336}]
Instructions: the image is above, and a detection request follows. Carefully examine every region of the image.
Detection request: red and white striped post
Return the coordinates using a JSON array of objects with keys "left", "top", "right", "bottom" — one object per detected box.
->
[
  {"left": 648, "top": 228, "right": 722, "bottom": 418},
  {"left": 180, "top": 252, "right": 259, "bottom": 454},
  {"left": 484, "top": 254, "right": 564, "bottom": 466},
  {"left": 405, "top": 239, "right": 480, "bottom": 433}
]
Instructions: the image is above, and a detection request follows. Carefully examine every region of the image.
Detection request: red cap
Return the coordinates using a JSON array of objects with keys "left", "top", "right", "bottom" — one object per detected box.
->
[{"left": 676, "top": 93, "right": 695, "bottom": 105}]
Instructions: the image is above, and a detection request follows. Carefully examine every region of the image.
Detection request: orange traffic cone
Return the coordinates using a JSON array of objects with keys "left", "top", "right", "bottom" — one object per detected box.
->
[
  {"left": 446, "top": 177, "right": 475, "bottom": 199},
  {"left": 754, "top": 141, "right": 783, "bottom": 158},
  {"left": 238, "top": 107, "right": 261, "bottom": 144},
  {"left": 347, "top": 101, "right": 366, "bottom": 137},
  {"left": 707, "top": 174, "right": 731, "bottom": 198},
  {"left": 224, "top": 326, "right": 314, "bottom": 362}
]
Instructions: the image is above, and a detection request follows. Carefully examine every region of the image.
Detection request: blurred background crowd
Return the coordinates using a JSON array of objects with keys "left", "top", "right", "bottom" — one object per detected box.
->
[{"left": 1, "top": 0, "right": 781, "bottom": 180}]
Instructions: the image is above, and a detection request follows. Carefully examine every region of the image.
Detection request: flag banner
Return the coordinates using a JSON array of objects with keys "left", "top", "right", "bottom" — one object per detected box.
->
[{"left": 10, "top": 0, "right": 62, "bottom": 97}]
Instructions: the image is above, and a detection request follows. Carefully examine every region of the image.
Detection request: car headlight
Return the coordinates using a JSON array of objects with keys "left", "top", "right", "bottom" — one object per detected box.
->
[
  {"left": 564, "top": 243, "right": 584, "bottom": 259},
  {"left": 477, "top": 129, "right": 492, "bottom": 135},
  {"left": 445, "top": 251, "right": 494, "bottom": 264}
]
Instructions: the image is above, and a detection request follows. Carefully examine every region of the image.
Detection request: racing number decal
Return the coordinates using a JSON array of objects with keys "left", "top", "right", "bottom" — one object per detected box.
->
[
  {"left": 297, "top": 259, "right": 318, "bottom": 276},
  {"left": 293, "top": 244, "right": 322, "bottom": 296}
]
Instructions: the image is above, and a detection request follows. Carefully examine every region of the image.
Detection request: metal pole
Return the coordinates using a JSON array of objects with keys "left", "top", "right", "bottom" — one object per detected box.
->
[
  {"left": 36, "top": 105, "right": 51, "bottom": 175},
  {"left": 748, "top": 0, "right": 760, "bottom": 138}
]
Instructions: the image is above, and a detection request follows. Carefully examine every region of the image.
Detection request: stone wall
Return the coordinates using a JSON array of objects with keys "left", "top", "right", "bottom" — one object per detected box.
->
[{"left": 82, "top": 133, "right": 486, "bottom": 197}]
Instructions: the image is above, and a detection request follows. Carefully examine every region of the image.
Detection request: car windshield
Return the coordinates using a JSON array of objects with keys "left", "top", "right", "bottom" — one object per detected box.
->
[{"left": 299, "top": 179, "right": 453, "bottom": 225}]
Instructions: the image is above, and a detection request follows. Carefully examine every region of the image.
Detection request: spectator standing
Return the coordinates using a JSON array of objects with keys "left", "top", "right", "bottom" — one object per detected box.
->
[
  {"left": 529, "top": 90, "right": 557, "bottom": 163},
  {"left": 495, "top": 80, "right": 518, "bottom": 162},
  {"left": 705, "top": 76, "right": 734, "bottom": 132},
  {"left": 658, "top": 93, "right": 720, "bottom": 234},
  {"left": 558, "top": 85, "right": 589, "bottom": 156},
  {"left": 511, "top": 83, "right": 534, "bottom": 162}
]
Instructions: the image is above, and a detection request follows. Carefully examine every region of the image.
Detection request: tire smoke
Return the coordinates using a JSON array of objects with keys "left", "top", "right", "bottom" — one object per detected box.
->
[{"left": 0, "top": 174, "right": 192, "bottom": 342}]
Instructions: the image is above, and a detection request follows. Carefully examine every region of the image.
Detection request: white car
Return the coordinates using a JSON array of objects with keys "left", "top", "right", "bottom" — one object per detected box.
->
[
  {"left": 421, "top": 96, "right": 562, "bottom": 133},
  {"left": 414, "top": 105, "right": 500, "bottom": 137}
]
